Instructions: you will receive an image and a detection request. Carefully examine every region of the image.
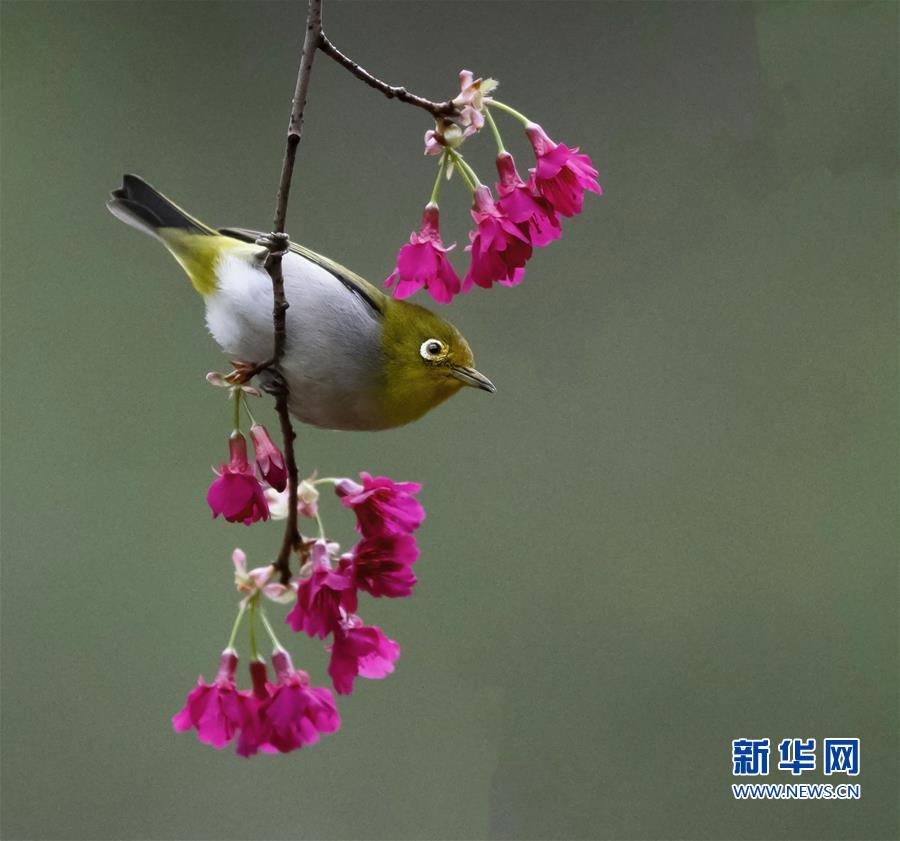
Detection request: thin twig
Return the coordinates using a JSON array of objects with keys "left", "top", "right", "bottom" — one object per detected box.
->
[
  {"left": 318, "top": 32, "right": 458, "bottom": 119},
  {"left": 274, "top": 0, "right": 324, "bottom": 233},
  {"left": 263, "top": 0, "right": 323, "bottom": 584},
  {"left": 261, "top": 1, "right": 457, "bottom": 584}
]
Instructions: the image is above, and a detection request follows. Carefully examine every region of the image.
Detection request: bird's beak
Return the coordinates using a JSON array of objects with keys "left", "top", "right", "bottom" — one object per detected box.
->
[{"left": 451, "top": 365, "right": 496, "bottom": 393}]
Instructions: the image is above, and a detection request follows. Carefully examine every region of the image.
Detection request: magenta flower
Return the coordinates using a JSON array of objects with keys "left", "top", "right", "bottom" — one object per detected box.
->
[
  {"left": 249, "top": 423, "right": 287, "bottom": 492},
  {"left": 207, "top": 434, "right": 269, "bottom": 525},
  {"left": 384, "top": 204, "right": 461, "bottom": 304},
  {"left": 336, "top": 472, "right": 425, "bottom": 538},
  {"left": 327, "top": 614, "right": 401, "bottom": 696},
  {"left": 525, "top": 123, "right": 602, "bottom": 218},
  {"left": 235, "top": 658, "right": 275, "bottom": 757},
  {"left": 285, "top": 540, "right": 358, "bottom": 639},
  {"left": 256, "top": 650, "right": 341, "bottom": 754},
  {"left": 350, "top": 534, "right": 419, "bottom": 598},
  {"left": 463, "top": 185, "right": 532, "bottom": 292},
  {"left": 495, "top": 152, "right": 561, "bottom": 247},
  {"left": 172, "top": 649, "right": 255, "bottom": 749}
]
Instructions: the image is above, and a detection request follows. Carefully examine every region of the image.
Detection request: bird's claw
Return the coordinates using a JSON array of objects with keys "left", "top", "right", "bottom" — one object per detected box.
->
[
  {"left": 255, "top": 231, "right": 290, "bottom": 262},
  {"left": 260, "top": 369, "right": 288, "bottom": 398}
]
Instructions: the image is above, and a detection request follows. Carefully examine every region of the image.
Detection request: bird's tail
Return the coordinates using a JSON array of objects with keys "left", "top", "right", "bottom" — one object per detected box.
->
[
  {"left": 107, "top": 174, "right": 242, "bottom": 294},
  {"left": 107, "top": 174, "right": 215, "bottom": 237}
]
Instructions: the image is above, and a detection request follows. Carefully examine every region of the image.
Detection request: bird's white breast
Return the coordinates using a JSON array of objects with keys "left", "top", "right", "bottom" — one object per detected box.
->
[{"left": 204, "top": 250, "right": 384, "bottom": 430}]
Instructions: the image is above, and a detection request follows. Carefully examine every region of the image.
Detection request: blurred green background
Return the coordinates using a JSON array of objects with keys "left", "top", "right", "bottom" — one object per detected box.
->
[{"left": 2, "top": 2, "right": 897, "bottom": 839}]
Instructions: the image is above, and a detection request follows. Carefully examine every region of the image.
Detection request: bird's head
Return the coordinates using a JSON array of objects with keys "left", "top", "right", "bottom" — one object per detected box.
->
[{"left": 377, "top": 298, "right": 495, "bottom": 428}]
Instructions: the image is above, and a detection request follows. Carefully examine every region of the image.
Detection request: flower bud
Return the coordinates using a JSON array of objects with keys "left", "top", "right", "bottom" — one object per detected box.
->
[
  {"left": 250, "top": 423, "right": 287, "bottom": 492},
  {"left": 215, "top": 648, "right": 240, "bottom": 682},
  {"left": 296, "top": 478, "right": 319, "bottom": 518},
  {"left": 248, "top": 658, "right": 270, "bottom": 700}
]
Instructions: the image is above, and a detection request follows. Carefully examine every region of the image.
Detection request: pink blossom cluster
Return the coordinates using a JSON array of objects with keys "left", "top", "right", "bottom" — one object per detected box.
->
[
  {"left": 174, "top": 472, "right": 424, "bottom": 756},
  {"left": 385, "top": 70, "right": 602, "bottom": 304},
  {"left": 173, "top": 649, "right": 340, "bottom": 757},
  {"left": 286, "top": 473, "right": 423, "bottom": 695}
]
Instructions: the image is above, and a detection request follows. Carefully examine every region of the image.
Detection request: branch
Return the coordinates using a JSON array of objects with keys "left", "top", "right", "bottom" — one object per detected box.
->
[
  {"left": 274, "top": 0, "right": 324, "bottom": 234},
  {"left": 263, "top": 0, "right": 323, "bottom": 585},
  {"left": 261, "top": 1, "right": 455, "bottom": 585},
  {"left": 318, "top": 32, "right": 458, "bottom": 119}
]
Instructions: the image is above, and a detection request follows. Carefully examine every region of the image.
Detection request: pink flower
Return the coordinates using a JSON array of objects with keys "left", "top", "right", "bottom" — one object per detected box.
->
[
  {"left": 206, "top": 371, "right": 260, "bottom": 397},
  {"left": 285, "top": 540, "right": 357, "bottom": 639},
  {"left": 463, "top": 186, "right": 532, "bottom": 292},
  {"left": 458, "top": 106, "right": 484, "bottom": 138},
  {"left": 350, "top": 534, "right": 419, "bottom": 598},
  {"left": 452, "top": 70, "right": 498, "bottom": 139},
  {"left": 207, "top": 434, "right": 269, "bottom": 525},
  {"left": 424, "top": 128, "right": 443, "bottom": 156},
  {"left": 254, "top": 650, "right": 341, "bottom": 754},
  {"left": 336, "top": 472, "right": 425, "bottom": 538},
  {"left": 296, "top": 478, "right": 319, "bottom": 519},
  {"left": 423, "top": 70, "right": 497, "bottom": 155},
  {"left": 172, "top": 649, "right": 255, "bottom": 749},
  {"left": 264, "top": 476, "right": 319, "bottom": 521},
  {"left": 235, "top": 658, "right": 275, "bottom": 757},
  {"left": 423, "top": 121, "right": 463, "bottom": 156},
  {"left": 384, "top": 204, "right": 461, "bottom": 304},
  {"left": 249, "top": 423, "right": 287, "bottom": 492},
  {"left": 495, "top": 152, "right": 561, "bottom": 247},
  {"left": 232, "top": 549, "right": 296, "bottom": 604},
  {"left": 525, "top": 122, "right": 602, "bottom": 218},
  {"left": 327, "top": 614, "right": 401, "bottom": 696}
]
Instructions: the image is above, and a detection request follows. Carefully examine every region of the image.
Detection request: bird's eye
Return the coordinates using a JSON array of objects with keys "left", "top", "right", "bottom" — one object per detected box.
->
[{"left": 420, "top": 339, "right": 445, "bottom": 360}]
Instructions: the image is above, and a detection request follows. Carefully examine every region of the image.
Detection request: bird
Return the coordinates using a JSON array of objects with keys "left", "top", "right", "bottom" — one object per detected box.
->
[{"left": 107, "top": 175, "right": 495, "bottom": 431}]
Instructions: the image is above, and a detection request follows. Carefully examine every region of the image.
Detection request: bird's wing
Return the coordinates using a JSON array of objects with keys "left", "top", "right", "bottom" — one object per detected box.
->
[{"left": 218, "top": 227, "right": 386, "bottom": 319}]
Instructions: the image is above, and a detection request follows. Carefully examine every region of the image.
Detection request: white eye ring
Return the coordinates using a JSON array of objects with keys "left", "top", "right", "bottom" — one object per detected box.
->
[{"left": 420, "top": 339, "right": 444, "bottom": 360}]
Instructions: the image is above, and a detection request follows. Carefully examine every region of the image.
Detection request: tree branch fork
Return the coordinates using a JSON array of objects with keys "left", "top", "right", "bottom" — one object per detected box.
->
[{"left": 258, "top": 0, "right": 455, "bottom": 583}]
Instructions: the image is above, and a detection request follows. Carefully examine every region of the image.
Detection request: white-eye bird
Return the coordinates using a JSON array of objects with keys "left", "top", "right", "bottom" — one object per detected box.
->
[{"left": 108, "top": 175, "right": 494, "bottom": 431}]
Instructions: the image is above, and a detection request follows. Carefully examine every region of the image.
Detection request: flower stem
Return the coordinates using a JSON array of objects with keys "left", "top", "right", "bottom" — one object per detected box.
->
[
  {"left": 248, "top": 596, "right": 259, "bottom": 660},
  {"left": 484, "top": 108, "right": 506, "bottom": 153},
  {"left": 447, "top": 149, "right": 480, "bottom": 191},
  {"left": 243, "top": 399, "right": 258, "bottom": 426},
  {"left": 232, "top": 388, "right": 242, "bottom": 433},
  {"left": 429, "top": 152, "right": 448, "bottom": 205},
  {"left": 315, "top": 510, "right": 327, "bottom": 540},
  {"left": 487, "top": 99, "right": 530, "bottom": 125},
  {"left": 226, "top": 601, "right": 247, "bottom": 650},
  {"left": 313, "top": 477, "right": 339, "bottom": 485},
  {"left": 455, "top": 151, "right": 483, "bottom": 187},
  {"left": 259, "top": 607, "right": 285, "bottom": 651}
]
